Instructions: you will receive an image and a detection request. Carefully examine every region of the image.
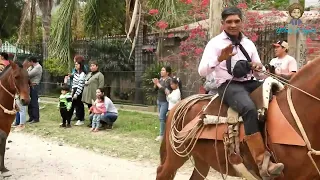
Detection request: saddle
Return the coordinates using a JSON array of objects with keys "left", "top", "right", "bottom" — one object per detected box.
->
[{"left": 178, "top": 77, "right": 305, "bottom": 146}]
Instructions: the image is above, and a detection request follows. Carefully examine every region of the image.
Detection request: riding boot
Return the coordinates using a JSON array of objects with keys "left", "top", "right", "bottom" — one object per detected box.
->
[{"left": 245, "top": 132, "right": 284, "bottom": 178}]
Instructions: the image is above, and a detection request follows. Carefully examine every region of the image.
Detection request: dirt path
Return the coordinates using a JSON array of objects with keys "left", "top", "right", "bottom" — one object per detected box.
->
[{"left": 3, "top": 132, "right": 241, "bottom": 180}]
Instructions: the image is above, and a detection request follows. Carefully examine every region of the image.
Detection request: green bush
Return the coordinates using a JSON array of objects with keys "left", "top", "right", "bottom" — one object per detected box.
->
[
  {"left": 142, "top": 62, "right": 174, "bottom": 105},
  {"left": 43, "top": 57, "right": 69, "bottom": 77}
]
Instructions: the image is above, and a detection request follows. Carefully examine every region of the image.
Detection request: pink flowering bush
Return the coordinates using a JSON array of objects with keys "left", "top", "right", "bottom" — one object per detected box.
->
[{"left": 148, "top": 1, "right": 320, "bottom": 69}]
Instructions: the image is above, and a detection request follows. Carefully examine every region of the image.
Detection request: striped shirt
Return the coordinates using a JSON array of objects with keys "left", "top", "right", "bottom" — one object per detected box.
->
[{"left": 72, "top": 71, "right": 86, "bottom": 96}]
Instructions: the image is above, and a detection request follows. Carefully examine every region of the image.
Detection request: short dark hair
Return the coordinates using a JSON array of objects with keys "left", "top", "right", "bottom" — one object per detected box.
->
[
  {"left": 28, "top": 56, "right": 38, "bottom": 63},
  {"left": 61, "top": 85, "right": 70, "bottom": 92},
  {"left": 0, "top": 52, "right": 8, "bottom": 60},
  {"left": 221, "top": 7, "right": 242, "bottom": 20}
]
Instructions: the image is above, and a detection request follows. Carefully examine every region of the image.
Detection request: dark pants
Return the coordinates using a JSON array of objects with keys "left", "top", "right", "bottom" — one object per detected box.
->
[
  {"left": 60, "top": 108, "right": 72, "bottom": 125},
  {"left": 28, "top": 85, "right": 39, "bottom": 122},
  {"left": 90, "top": 112, "right": 118, "bottom": 125},
  {"left": 87, "top": 104, "right": 92, "bottom": 115},
  {"left": 70, "top": 93, "right": 84, "bottom": 121},
  {"left": 218, "top": 80, "right": 263, "bottom": 135},
  {"left": 15, "top": 113, "right": 20, "bottom": 125},
  {"left": 101, "top": 112, "right": 118, "bottom": 125}
]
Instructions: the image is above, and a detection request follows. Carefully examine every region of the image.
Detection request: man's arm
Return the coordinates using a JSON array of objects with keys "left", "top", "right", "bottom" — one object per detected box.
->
[
  {"left": 198, "top": 39, "right": 220, "bottom": 77},
  {"left": 278, "top": 58, "right": 297, "bottom": 80},
  {"left": 28, "top": 65, "right": 41, "bottom": 78}
]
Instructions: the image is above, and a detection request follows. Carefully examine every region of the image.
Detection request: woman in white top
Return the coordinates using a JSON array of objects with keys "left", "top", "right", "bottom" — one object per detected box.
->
[{"left": 166, "top": 77, "right": 182, "bottom": 111}]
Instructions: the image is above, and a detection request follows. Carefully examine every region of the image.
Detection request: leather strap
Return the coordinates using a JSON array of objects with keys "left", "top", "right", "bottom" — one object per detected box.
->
[{"left": 224, "top": 31, "right": 252, "bottom": 76}]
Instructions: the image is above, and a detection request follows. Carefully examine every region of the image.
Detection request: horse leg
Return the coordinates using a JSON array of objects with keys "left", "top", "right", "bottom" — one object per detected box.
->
[
  {"left": 156, "top": 142, "right": 188, "bottom": 180},
  {"left": 189, "top": 155, "right": 210, "bottom": 180},
  {"left": 0, "top": 130, "right": 8, "bottom": 173}
]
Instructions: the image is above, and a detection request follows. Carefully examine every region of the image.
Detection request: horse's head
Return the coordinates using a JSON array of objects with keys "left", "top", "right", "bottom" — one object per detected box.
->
[{"left": 9, "top": 61, "right": 30, "bottom": 105}]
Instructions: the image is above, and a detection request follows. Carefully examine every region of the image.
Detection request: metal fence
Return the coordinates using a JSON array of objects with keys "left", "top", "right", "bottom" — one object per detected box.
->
[{"left": 1, "top": 23, "right": 288, "bottom": 106}]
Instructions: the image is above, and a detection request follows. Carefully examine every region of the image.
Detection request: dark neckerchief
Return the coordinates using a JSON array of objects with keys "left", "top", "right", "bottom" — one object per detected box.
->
[
  {"left": 224, "top": 31, "right": 242, "bottom": 45},
  {"left": 224, "top": 31, "right": 252, "bottom": 76}
]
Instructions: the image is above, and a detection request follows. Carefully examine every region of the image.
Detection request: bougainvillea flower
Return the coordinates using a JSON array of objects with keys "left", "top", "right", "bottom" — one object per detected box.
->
[
  {"left": 149, "top": 9, "right": 159, "bottom": 15},
  {"left": 237, "top": 3, "right": 248, "bottom": 9},
  {"left": 156, "top": 20, "right": 168, "bottom": 30},
  {"left": 168, "top": 33, "right": 174, "bottom": 38}
]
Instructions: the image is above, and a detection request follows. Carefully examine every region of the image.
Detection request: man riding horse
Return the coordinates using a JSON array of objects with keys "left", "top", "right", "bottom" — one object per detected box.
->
[{"left": 198, "top": 7, "right": 284, "bottom": 178}]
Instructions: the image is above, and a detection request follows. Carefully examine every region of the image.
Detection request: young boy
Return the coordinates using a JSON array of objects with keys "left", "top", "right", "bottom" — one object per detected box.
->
[{"left": 58, "top": 86, "right": 73, "bottom": 128}]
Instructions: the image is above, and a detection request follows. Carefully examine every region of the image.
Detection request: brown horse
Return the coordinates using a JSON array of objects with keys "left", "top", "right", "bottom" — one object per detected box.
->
[
  {"left": 156, "top": 57, "right": 320, "bottom": 180},
  {"left": 0, "top": 61, "right": 30, "bottom": 173}
]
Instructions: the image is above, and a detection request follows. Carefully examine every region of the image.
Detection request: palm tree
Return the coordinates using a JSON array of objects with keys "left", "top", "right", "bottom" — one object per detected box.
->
[
  {"left": 48, "top": 0, "right": 178, "bottom": 104},
  {"left": 14, "top": 0, "right": 54, "bottom": 92}
]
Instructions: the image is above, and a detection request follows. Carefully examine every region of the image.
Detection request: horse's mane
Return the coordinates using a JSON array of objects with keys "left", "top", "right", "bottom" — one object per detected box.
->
[
  {"left": 289, "top": 57, "right": 320, "bottom": 84},
  {"left": 0, "top": 61, "right": 23, "bottom": 79},
  {"left": 0, "top": 65, "right": 11, "bottom": 79}
]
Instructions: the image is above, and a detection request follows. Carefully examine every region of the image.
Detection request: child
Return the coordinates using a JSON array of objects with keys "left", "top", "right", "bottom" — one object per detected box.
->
[
  {"left": 13, "top": 94, "right": 27, "bottom": 131},
  {"left": 58, "top": 86, "right": 73, "bottom": 128},
  {"left": 89, "top": 89, "right": 107, "bottom": 132},
  {"left": 166, "top": 77, "right": 181, "bottom": 111}
]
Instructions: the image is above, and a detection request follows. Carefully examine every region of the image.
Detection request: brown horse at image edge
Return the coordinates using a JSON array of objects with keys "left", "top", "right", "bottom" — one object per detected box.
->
[
  {"left": 156, "top": 57, "right": 320, "bottom": 180},
  {"left": 0, "top": 61, "right": 30, "bottom": 174}
]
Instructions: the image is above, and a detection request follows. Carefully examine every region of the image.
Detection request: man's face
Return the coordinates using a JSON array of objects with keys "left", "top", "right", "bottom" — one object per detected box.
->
[
  {"left": 291, "top": 9, "right": 301, "bottom": 19},
  {"left": 222, "top": 15, "right": 242, "bottom": 36},
  {"left": 274, "top": 46, "right": 286, "bottom": 57}
]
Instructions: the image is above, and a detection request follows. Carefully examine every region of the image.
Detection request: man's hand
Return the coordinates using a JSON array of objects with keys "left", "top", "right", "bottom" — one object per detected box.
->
[
  {"left": 217, "top": 44, "right": 237, "bottom": 62},
  {"left": 73, "top": 94, "right": 78, "bottom": 100},
  {"left": 250, "top": 62, "right": 263, "bottom": 71}
]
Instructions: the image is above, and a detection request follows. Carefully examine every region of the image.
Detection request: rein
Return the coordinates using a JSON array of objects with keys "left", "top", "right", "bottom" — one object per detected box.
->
[{"left": 0, "top": 72, "right": 20, "bottom": 115}]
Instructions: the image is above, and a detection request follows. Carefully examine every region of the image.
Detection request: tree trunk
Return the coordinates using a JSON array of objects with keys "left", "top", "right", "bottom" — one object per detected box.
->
[
  {"left": 134, "top": 13, "right": 144, "bottom": 104},
  {"left": 38, "top": 0, "right": 53, "bottom": 94},
  {"left": 208, "top": 0, "right": 223, "bottom": 39}
]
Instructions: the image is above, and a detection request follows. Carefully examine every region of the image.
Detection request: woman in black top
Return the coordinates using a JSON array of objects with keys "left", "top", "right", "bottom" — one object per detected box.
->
[{"left": 153, "top": 66, "right": 172, "bottom": 142}]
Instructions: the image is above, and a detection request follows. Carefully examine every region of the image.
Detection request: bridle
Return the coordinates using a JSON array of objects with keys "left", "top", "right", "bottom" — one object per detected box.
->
[{"left": 0, "top": 70, "right": 20, "bottom": 115}]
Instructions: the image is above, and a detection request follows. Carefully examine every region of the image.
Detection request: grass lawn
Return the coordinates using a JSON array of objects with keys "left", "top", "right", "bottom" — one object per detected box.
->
[{"left": 22, "top": 103, "right": 161, "bottom": 162}]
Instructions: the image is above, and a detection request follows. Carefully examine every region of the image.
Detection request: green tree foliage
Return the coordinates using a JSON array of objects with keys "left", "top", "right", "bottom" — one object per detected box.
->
[
  {"left": 272, "top": 0, "right": 305, "bottom": 10},
  {"left": 43, "top": 57, "right": 69, "bottom": 76},
  {"left": 86, "top": 39, "right": 134, "bottom": 73},
  {"left": 0, "top": 0, "right": 25, "bottom": 39},
  {"left": 8, "top": 17, "right": 43, "bottom": 45},
  {"left": 141, "top": 61, "right": 175, "bottom": 105},
  {"left": 227, "top": 0, "right": 305, "bottom": 10},
  {"left": 84, "top": 0, "right": 126, "bottom": 36}
]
